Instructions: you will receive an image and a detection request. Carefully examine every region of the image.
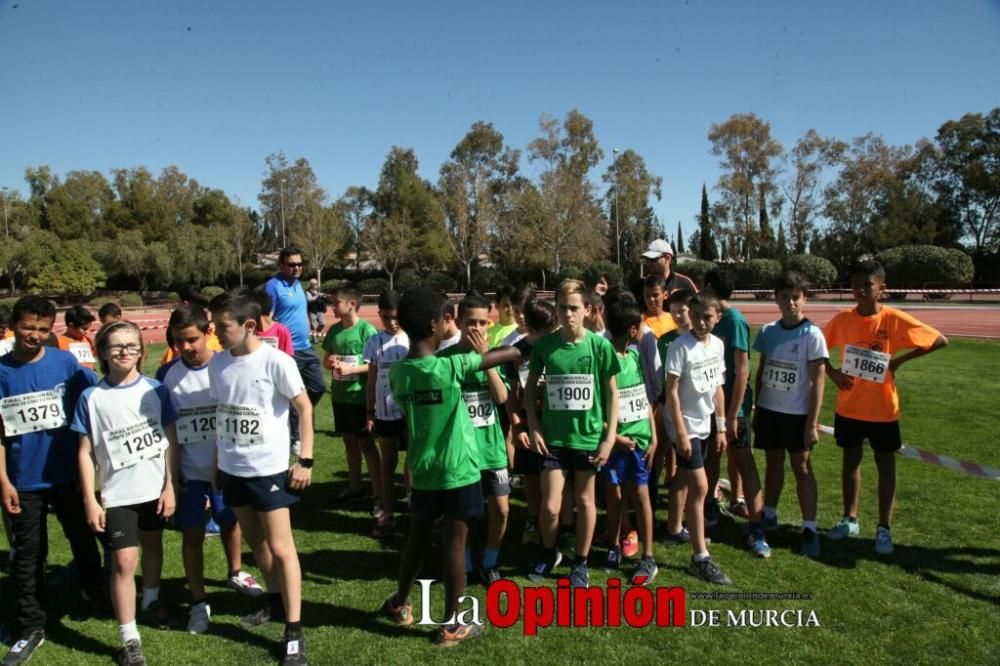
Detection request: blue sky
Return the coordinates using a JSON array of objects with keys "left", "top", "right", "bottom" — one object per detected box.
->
[{"left": 1, "top": 0, "right": 998, "bottom": 237}]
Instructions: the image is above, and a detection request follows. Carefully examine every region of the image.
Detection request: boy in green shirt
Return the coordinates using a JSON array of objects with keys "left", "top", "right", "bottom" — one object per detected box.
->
[
  {"left": 525, "top": 279, "right": 620, "bottom": 588},
  {"left": 381, "top": 287, "right": 519, "bottom": 647},
  {"left": 439, "top": 292, "right": 510, "bottom": 585},
  {"left": 322, "top": 286, "right": 382, "bottom": 510},
  {"left": 602, "top": 297, "right": 658, "bottom": 585}
]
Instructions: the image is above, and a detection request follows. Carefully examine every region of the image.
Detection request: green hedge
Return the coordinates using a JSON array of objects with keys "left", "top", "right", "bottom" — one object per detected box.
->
[
  {"left": 782, "top": 254, "right": 838, "bottom": 289},
  {"left": 201, "top": 286, "right": 225, "bottom": 300},
  {"left": 735, "top": 259, "right": 783, "bottom": 289},
  {"left": 877, "top": 245, "right": 974, "bottom": 288},
  {"left": 119, "top": 293, "right": 144, "bottom": 307},
  {"left": 676, "top": 260, "right": 717, "bottom": 289}
]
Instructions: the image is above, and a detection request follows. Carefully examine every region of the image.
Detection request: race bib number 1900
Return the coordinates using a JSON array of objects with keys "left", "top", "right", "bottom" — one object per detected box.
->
[
  {"left": 216, "top": 404, "right": 264, "bottom": 446},
  {"left": 842, "top": 345, "right": 890, "bottom": 384},
  {"left": 546, "top": 374, "right": 594, "bottom": 411},
  {"left": 105, "top": 419, "right": 167, "bottom": 470},
  {"left": 0, "top": 391, "right": 67, "bottom": 437}
]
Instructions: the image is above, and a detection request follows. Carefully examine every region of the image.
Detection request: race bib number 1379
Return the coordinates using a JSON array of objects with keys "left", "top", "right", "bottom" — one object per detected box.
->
[{"left": 0, "top": 391, "right": 67, "bottom": 437}]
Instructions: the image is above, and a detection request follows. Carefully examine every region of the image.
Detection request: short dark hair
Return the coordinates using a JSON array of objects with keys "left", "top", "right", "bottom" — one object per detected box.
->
[
  {"left": 689, "top": 292, "right": 722, "bottom": 313},
  {"left": 643, "top": 274, "right": 666, "bottom": 291},
  {"left": 179, "top": 285, "right": 209, "bottom": 308},
  {"left": 606, "top": 299, "right": 643, "bottom": 338},
  {"left": 603, "top": 288, "right": 638, "bottom": 310},
  {"left": 279, "top": 246, "right": 304, "bottom": 264},
  {"left": 97, "top": 302, "right": 122, "bottom": 320},
  {"left": 495, "top": 285, "right": 515, "bottom": 303},
  {"left": 584, "top": 288, "right": 604, "bottom": 309},
  {"left": 209, "top": 290, "right": 262, "bottom": 328},
  {"left": 850, "top": 258, "right": 886, "bottom": 282},
  {"left": 704, "top": 267, "right": 737, "bottom": 300},
  {"left": 64, "top": 304, "right": 96, "bottom": 328},
  {"left": 169, "top": 302, "right": 210, "bottom": 334},
  {"left": 441, "top": 293, "right": 456, "bottom": 319},
  {"left": 667, "top": 288, "right": 695, "bottom": 306},
  {"left": 524, "top": 299, "right": 556, "bottom": 333},
  {"left": 458, "top": 291, "right": 492, "bottom": 318},
  {"left": 0, "top": 304, "right": 10, "bottom": 329},
  {"left": 252, "top": 286, "right": 274, "bottom": 316},
  {"left": 398, "top": 287, "right": 449, "bottom": 342},
  {"left": 11, "top": 296, "right": 56, "bottom": 326},
  {"left": 511, "top": 285, "right": 536, "bottom": 309},
  {"left": 334, "top": 285, "right": 362, "bottom": 306},
  {"left": 377, "top": 290, "right": 401, "bottom": 311},
  {"left": 774, "top": 271, "right": 810, "bottom": 294}
]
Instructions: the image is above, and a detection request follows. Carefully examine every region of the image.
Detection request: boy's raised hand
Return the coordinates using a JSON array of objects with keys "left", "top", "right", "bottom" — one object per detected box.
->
[{"left": 468, "top": 328, "right": 488, "bottom": 354}]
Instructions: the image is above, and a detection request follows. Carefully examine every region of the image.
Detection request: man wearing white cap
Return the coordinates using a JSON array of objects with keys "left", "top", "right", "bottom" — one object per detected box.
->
[{"left": 641, "top": 239, "right": 697, "bottom": 294}]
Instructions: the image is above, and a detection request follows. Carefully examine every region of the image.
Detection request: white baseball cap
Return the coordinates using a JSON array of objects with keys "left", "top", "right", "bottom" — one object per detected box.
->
[{"left": 641, "top": 239, "right": 674, "bottom": 259}]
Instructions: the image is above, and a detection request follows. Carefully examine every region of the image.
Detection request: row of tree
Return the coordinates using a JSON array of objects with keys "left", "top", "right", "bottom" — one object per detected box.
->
[{"left": 0, "top": 107, "right": 996, "bottom": 296}]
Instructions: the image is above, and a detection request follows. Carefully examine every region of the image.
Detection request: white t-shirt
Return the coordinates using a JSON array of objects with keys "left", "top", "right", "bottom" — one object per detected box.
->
[
  {"left": 158, "top": 358, "right": 218, "bottom": 482},
  {"left": 752, "top": 319, "right": 829, "bottom": 415},
  {"left": 437, "top": 331, "right": 462, "bottom": 351},
  {"left": 635, "top": 325, "right": 662, "bottom": 405},
  {"left": 72, "top": 375, "right": 175, "bottom": 508},
  {"left": 362, "top": 330, "right": 410, "bottom": 421},
  {"left": 208, "top": 344, "right": 305, "bottom": 477},
  {"left": 665, "top": 332, "right": 725, "bottom": 440}
]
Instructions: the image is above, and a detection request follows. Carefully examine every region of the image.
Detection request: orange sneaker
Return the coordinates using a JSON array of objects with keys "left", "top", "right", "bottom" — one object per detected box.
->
[
  {"left": 381, "top": 593, "right": 414, "bottom": 626},
  {"left": 437, "top": 622, "right": 485, "bottom": 647},
  {"left": 620, "top": 529, "right": 639, "bottom": 558}
]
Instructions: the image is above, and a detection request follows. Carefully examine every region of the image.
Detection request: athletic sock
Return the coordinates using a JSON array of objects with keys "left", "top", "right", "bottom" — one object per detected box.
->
[
  {"left": 119, "top": 621, "right": 140, "bottom": 645},
  {"left": 573, "top": 554, "right": 587, "bottom": 567},
  {"left": 877, "top": 523, "right": 890, "bottom": 531},
  {"left": 482, "top": 548, "right": 499, "bottom": 570},
  {"left": 140, "top": 587, "right": 159, "bottom": 610},
  {"left": 802, "top": 520, "right": 817, "bottom": 532},
  {"left": 285, "top": 621, "right": 302, "bottom": 636},
  {"left": 763, "top": 506, "right": 777, "bottom": 519},
  {"left": 693, "top": 551, "right": 711, "bottom": 563}
]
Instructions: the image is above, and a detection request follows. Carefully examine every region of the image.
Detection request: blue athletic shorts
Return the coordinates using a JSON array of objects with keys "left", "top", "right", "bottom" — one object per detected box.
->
[
  {"left": 175, "top": 480, "right": 238, "bottom": 530},
  {"left": 605, "top": 447, "right": 650, "bottom": 486}
]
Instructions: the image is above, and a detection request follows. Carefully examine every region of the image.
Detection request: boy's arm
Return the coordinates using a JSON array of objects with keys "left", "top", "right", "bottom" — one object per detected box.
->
[
  {"left": 889, "top": 334, "right": 948, "bottom": 375},
  {"left": 0, "top": 430, "right": 20, "bottom": 515},
  {"left": 467, "top": 327, "right": 511, "bottom": 405},
  {"left": 591, "top": 374, "right": 619, "bottom": 467},
  {"left": 288, "top": 391, "right": 314, "bottom": 490},
  {"left": 78, "top": 434, "right": 104, "bottom": 533},
  {"left": 365, "top": 362, "right": 377, "bottom": 430},
  {"left": 804, "top": 359, "right": 826, "bottom": 447},
  {"left": 523, "top": 370, "right": 547, "bottom": 455},
  {"left": 753, "top": 353, "right": 765, "bottom": 407},
  {"left": 666, "top": 375, "right": 690, "bottom": 459},
  {"left": 643, "top": 404, "right": 658, "bottom": 468},
  {"left": 824, "top": 356, "right": 853, "bottom": 391},
  {"left": 726, "top": 349, "right": 748, "bottom": 440},
  {"left": 713, "top": 385, "right": 728, "bottom": 454},
  {"left": 159, "top": 424, "right": 177, "bottom": 519}
]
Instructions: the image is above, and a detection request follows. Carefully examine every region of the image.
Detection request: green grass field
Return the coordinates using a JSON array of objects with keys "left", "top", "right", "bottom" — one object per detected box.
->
[{"left": 2, "top": 336, "right": 999, "bottom": 665}]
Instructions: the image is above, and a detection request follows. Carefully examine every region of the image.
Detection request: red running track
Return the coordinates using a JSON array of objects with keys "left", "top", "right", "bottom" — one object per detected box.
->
[{"left": 123, "top": 302, "right": 999, "bottom": 345}]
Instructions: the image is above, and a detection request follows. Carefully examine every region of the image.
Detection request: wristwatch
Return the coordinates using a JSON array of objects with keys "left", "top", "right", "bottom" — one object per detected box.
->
[{"left": 297, "top": 457, "right": 314, "bottom": 469}]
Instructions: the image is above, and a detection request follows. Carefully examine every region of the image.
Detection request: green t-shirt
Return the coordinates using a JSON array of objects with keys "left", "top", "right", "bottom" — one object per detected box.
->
[
  {"left": 656, "top": 329, "right": 682, "bottom": 367},
  {"left": 438, "top": 345, "right": 507, "bottom": 471},
  {"left": 389, "top": 351, "right": 483, "bottom": 490},
  {"left": 712, "top": 307, "right": 752, "bottom": 418},
  {"left": 616, "top": 349, "right": 652, "bottom": 450},
  {"left": 529, "top": 330, "right": 621, "bottom": 452},
  {"left": 487, "top": 322, "right": 518, "bottom": 349},
  {"left": 323, "top": 320, "right": 377, "bottom": 405}
]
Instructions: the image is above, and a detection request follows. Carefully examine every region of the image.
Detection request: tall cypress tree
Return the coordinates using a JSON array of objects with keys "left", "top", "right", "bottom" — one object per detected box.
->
[
  {"left": 699, "top": 184, "right": 717, "bottom": 260},
  {"left": 776, "top": 221, "right": 788, "bottom": 259},
  {"left": 675, "top": 221, "right": 685, "bottom": 254},
  {"left": 757, "top": 186, "right": 773, "bottom": 259}
]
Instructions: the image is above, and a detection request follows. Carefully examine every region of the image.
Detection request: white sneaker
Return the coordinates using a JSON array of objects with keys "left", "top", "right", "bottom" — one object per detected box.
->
[
  {"left": 227, "top": 571, "right": 265, "bottom": 597},
  {"left": 187, "top": 601, "right": 211, "bottom": 634},
  {"left": 875, "top": 526, "right": 894, "bottom": 555}
]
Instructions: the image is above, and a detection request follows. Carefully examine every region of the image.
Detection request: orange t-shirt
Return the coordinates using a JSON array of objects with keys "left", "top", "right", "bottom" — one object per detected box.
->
[
  {"left": 159, "top": 334, "right": 223, "bottom": 366},
  {"left": 643, "top": 313, "right": 677, "bottom": 339},
  {"left": 57, "top": 334, "right": 97, "bottom": 369},
  {"left": 823, "top": 306, "right": 941, "bottom": 422}
]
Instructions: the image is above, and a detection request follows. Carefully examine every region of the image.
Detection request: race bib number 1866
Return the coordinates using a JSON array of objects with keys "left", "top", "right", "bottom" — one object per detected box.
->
[{"left": 842, "top": 345, "right": 890, "bottom": 384}]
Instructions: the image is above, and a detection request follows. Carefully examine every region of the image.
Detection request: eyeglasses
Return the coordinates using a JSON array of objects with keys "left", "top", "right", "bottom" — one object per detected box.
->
[
  {"left": 284, "top": 262, "right": 303, "bottom": 268},
  {"left": 107, "top": 344, "right": 142, "bottom": 355}
]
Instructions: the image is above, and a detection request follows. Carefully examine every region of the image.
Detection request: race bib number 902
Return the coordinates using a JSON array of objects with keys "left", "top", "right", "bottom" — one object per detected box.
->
[
  {"left": 546, "top": 374, "right": 594, "bottom": 411},
  {"left": 216, "top": 404, "right": 264, "bottom": 446},
  {"left": 0, "top": 391, "right": 67, "bottom": 437},
  {"left": 842, "top": 345, "right": 890, "bottom": 384},
  {"left": 463, "top": 390, "right": 495, "bottom": 428}
]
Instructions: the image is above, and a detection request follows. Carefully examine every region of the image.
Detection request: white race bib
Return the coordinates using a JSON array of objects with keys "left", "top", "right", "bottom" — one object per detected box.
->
[
  {"left": 463, "top": 389, "right": 495, "bottom": 428},
  {"left": 690, "top": 356, "right": 724, "bottom": 394},
  {"left": 377, "top": 363, "right": 401, "bottom": 419},
  {"left": 761, "top": 358, "right": 799, "bottom": 392},
  {"left": 842, "top": 345, "right": 890, "bottom": 384},
  {"left": 618, "top": 385, "right": 649, "bottom": 424},
  {"left": 259, "top": 336, "right": 279, "bottom": 349},
  {"left": 518, "top": 363, "right": 530, "bottom": 389},
  {"left": 175, "top": 405, "right": 217, "bottom": 445},
  {"left": 68, "top": 342, "right": 95, "bottom": 365},
  {"left": 105, "top": 418, "right": 167, "bottom": 470},
  {"left": 546, "top": 374, "right": 594, "bottom": 411},
  {"left": 0, "top": 337, "right": 14, "bottom": 356},
  {"left": 216, "top": 404, "right": 265, "bottom": 447},
  {"left": 0, "top": 390, "right": 68, "bottom": 437},
  {"left": 334, "top": 355, "right": 360, "bottom": 381}
]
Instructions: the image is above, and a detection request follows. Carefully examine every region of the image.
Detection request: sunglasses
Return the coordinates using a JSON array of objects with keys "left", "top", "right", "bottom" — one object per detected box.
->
[{"left": 284, "top": 262, "right": 303, "bottom": 268}]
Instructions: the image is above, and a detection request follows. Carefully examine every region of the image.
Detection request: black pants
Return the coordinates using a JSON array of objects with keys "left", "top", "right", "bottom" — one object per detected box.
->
[
  {"left": 289, "top": 347, "right": 327, "bottom": 443},
  {"left": 8, "top": 484, "right": 103, "bottom": 632}
]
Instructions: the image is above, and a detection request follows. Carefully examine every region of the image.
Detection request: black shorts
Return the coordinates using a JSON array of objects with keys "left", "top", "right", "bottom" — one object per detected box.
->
[
  {"left": 540, "top": 446, "right": 597, "bottom": 473},
  {"left": 513, "top": 447, "right": 542, "bottom": 475},
  {"left": 104, "top": 500, "right": 163, "bottom": 551},
  {"left": 481, "top": 468, "right": 512, "bottom": 498},
  {"left": 729, "top": 416, "right": 750, "bottom": 450},
  {"left": 333, "top": 401, "right": 369, "bottom": 436},
  {"left": 374, "top": 418, "right": 408, "bottom": 450},
  {"left": 674, "top": 436, "right": 709, "bottom": 471},
  {"left": 220, "top": 470, "right": 300, "bottom": 512},
  {"left": 754, "top": 407, "right": 811, "bottom": 454},
  {"left": 410, "top": 482, "right": 483, "bottom": 519},
  {"left": 834, "top": 413, "right": 902, "bottom": 452}
]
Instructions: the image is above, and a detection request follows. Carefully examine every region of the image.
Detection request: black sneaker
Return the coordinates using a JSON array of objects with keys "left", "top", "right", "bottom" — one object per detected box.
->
[
  {"left": 115, "top": 639, "right": 146, "bottom": 666},
  {"left": 527, "top": 551, "right": 562, "bottom": 582},
  {"left": 688, "top": 555, "right": 732, "bottom": 585},
  {"left": 240, "top": 605, "right": 276, "bottom": 628},
  {"left": 140, "top": 601, "right": 177, "bottom": 630},
  {"left": 2, "top": 630, "right": 44, "bottom": 665},
  {"left": 603, "top": 547, "right": 622, "bottom": 572},
  {"left": 281, "top": 631, "right": 306, "bottom": 666},
  {"left": 480, "top": 567, "right": 501, "bottom": 586}
]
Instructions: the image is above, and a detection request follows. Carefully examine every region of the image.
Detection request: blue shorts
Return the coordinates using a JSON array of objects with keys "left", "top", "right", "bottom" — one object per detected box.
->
[
  {"left": 604, "top": 447, "right": 650, "bottom": 486},
  {"left": 220, "top": 470, "right": 300, "bottom": 513},
  {"left": 674, "top": 436, "right": 710, "bottom": 471},
  {"left": 175, "top": 480, "right": 238, "bottom": 530}
]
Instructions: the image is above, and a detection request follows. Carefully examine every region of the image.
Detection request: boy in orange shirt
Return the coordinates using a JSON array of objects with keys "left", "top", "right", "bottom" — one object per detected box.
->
[
  {"left": 59, "top": 305, "right": 97, "bottom": 368},
  {"left": 823, "top": 259, "right": 947, "bottom": 555}
]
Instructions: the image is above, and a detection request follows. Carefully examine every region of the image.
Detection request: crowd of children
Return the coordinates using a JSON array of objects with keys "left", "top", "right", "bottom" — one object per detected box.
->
[{"left": 0, "top": 256, "right": 948, "bottom": 661}]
